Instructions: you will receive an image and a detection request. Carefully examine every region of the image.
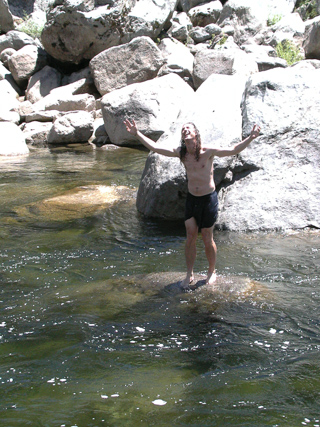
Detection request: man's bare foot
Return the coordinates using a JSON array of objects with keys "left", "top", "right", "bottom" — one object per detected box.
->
[
  {"left": 180, "top": 274, "right": 194, "bottom": 289},
  {"left": 206, "top": 270, "right": 217, "bottom": 286}
]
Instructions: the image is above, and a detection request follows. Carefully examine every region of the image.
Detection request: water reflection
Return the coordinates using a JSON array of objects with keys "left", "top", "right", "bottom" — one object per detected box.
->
[{"left": 0, "top": 149, "right": 319, "bottom": 426}]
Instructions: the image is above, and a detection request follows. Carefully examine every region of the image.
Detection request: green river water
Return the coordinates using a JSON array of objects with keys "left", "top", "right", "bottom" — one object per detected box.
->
[{"left": 0, "top": 147, "right": 319, "bottom": 427}]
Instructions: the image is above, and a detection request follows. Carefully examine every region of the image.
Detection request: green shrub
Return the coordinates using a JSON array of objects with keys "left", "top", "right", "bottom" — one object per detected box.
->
[
  {"left": 267, "top": 14, "right": 283, "bottom": 26},
  {"left": 18, "top": 13, "right": 43, "bottom": 39},
  {"left": 276, "top": 40, "right": 303, "bottom": 65}
]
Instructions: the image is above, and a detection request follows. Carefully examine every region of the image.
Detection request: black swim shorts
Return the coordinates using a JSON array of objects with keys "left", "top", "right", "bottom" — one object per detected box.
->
[{"left": 185, "top": 191, "right": 219, "bottom": 230}]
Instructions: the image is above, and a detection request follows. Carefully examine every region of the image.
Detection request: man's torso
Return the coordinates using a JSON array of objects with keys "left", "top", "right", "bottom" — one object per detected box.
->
[{"left": 182, "top": 148, "right": 215, "bottom": 196}]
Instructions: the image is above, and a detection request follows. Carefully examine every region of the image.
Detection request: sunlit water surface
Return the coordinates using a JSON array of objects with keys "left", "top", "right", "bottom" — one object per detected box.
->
[{"left": 0, "top": 148, "right": 319, "bottom": 427}]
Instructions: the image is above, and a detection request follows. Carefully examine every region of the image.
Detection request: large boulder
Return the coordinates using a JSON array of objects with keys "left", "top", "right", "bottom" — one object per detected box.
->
[
  {"left": 136, "top": 66, "right": 320, "bottom": 231},
  {"left": 101, "top": 73, "right": 194, "bottom": 146},
  {"left": 193, "top": 44, "right": 258, "bottom": 89},
  {"left": 136, "top": 153, "right": 187, "bottom": 220},
  {"left": 136, "top": 73, "right": 248, "bottom": 219},
  {"left": 47, "top": 111, "right": 94, "bottom": 144},
  {"left": 0, "top": 122, "right": 29, "bottom": 156},
  {"left": 0, "top": 0, "right": 14, "bottom": 33},
  {"left": 90, "top": 36, "right": 164, "bottom": 96},
  {"left": 41, "top": 0, "right": 177, "bottom": 64},
  {"left": 218, "top": 66, "right": 320, "bottom": 231}
]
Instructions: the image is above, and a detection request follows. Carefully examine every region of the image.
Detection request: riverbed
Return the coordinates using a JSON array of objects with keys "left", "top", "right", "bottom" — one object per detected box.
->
[{"left": 0, "top": 147, "right": 319, "bottom": 427}]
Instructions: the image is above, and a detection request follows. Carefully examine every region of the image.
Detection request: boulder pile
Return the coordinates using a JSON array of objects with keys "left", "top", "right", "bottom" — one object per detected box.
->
[{"left": 1, "top": 0, "right": 320, "bottom": 230}]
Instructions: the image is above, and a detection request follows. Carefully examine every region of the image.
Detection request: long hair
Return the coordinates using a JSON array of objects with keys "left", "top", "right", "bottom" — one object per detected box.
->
[{"left": 179, "top": 123, "right": 201, "bottom": 162}]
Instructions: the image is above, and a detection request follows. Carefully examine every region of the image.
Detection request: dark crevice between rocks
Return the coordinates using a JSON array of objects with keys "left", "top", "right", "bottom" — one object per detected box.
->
[{"left": 216, "top": 161, "right": 261, "bottom": 193}]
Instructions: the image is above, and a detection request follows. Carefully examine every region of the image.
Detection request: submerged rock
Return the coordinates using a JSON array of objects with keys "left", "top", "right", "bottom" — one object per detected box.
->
[{"left": 14, "top": 185, "right": 135, "bottom": 221}]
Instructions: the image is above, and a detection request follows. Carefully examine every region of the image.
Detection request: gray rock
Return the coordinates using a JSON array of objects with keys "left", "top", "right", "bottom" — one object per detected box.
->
[
  {"left": 0, "top": 0, "right": 14, "bottom": 33},
  {"left": 33, "top": 93, "right": 96, "bottom": 113},
  {"left": 158, "top": 37, "right": 194, "bottom": 83},
  {"left": 48, "top": 111, "right": 94, "bottom": 144},
  {"left": 189, "top": 26, "right": 212, "bottom": 43},
  {"left": 26, "top": 65, "right": 62, "bottom": 104},
  {"left": 137, "top": 153, "right": 187, "bottom": 219},
  {"left": 22, "top": 121, "right": 52, "bottom": 147},
  {"left": 180, "top": 0, "right": 213, "bottom": 13},
  {"left": 90, "top": 36, "right": 165, "bottom": 96},
  {"left": 0, "top": 122, "right": 29, "bottom": 156},
  {"left": 101, "top": 73, "right": 194, "bottom": 146},
  {"left": 303, "top": 17, "right": 320, "bottom": 59},
  {"left": 188, "top": 0, "right": 223, "bottom": 27},
  {"left": 0, "top": 31, "right": 37, "bottom": 55},
  {"left": 8, "top": 45, "right": 48, "bottom": 83},
  {"left": 0, "top": 47, "right": 16, "bottom": 67},
  {"left": 220, "top": 66, "right": 320, "bottom": 231},
  {"left": 25, "top": 110, "right": 61, "bottom": 123},
  {"left": 0, "top": 62, "right": 22, "bottom": 94},
  {"left": 168, "top": 12, "right": 193, "bottom": 42}
]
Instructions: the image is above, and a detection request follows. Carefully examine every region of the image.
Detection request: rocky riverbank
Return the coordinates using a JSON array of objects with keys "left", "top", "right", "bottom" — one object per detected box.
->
[{"left": 1, "top": 0, "right": 320, "bottom": 230}]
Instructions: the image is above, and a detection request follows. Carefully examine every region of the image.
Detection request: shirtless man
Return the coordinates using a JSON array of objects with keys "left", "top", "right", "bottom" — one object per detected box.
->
[{"left": 124, "top": 119, "right": 261, "bottom": 288}]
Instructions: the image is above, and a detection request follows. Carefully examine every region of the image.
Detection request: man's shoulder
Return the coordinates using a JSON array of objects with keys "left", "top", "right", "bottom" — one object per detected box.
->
[{"left": 201, "top": 146, "right": 217, "bottom": 157}]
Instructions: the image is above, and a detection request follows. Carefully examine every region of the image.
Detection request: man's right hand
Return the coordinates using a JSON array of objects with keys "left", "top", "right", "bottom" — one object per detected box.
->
[{"left": 124, "top": 119, "right": 138, "bottom": 136}]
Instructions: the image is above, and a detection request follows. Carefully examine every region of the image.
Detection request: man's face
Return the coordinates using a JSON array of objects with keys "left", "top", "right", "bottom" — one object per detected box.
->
[{"left": 181, "top": 124, "right": 197, "bottom": 142}]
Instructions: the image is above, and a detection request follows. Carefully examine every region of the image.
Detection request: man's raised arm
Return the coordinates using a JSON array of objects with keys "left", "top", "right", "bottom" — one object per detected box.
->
[
  {"left": 212, "top": 124, "right": 261, "bottom": 158},
  {"left": 124, "top": 119, "right": 179, "bottom": 157}
]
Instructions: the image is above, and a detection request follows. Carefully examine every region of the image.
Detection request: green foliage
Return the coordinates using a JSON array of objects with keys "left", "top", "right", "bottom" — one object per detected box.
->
[
  {"left": 295, "top": 0, "right": 318, "bottom": 20},
  {"left": 267, "top": 14, "right": 283, "bottom": 26},
  {"left": 276, "top": 40, "right": 303, "bottom": 65},
  {"left": 210, "top": 33, "right": 228, "bottom": 49},
  {"left": 18, "top": 12, "right": 43, "bottom": 39}
]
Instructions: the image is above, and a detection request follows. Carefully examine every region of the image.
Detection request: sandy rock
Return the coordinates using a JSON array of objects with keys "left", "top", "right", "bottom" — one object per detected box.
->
[{"left": 14, "top": 185, "right": 135, "bottom": 221}]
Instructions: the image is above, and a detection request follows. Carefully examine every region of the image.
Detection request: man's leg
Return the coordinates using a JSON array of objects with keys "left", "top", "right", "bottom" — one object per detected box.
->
[
  {"left": 201, "top": 226, "right": 217, "bottom": 285},
  {"left": 181, "top": 217, "right": 198, "bottom": 288}
]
